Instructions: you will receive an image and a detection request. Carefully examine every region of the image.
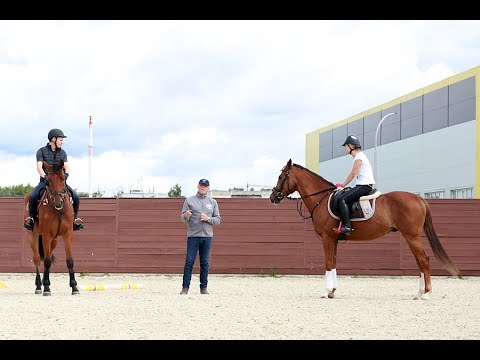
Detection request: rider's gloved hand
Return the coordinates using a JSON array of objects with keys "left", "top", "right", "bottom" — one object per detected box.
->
[{"left": 335, "top": 183, "right": 343, "bottom": 189}]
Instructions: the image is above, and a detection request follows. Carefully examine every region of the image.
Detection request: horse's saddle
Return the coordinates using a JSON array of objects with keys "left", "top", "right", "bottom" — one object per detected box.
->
[{"left": 328, "top": 188, "right": 382, "bottom": 221}]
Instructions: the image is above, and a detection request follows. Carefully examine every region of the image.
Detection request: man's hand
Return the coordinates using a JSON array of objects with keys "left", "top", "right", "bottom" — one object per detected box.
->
[{"left": 335, "top": 183, "right": 344, "bottom": 191}]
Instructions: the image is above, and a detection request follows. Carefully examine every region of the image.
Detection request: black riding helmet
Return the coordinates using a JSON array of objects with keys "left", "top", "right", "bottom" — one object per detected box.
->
[
  {"left": 342, "top": 135, "right": 361, "bottom": 149},
  {"left": 48, "top": 129, "right": 67, "bottom": 141}
]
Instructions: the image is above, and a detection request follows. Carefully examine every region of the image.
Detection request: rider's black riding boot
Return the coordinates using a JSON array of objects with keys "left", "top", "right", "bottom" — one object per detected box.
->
[
  {"left": 338, "top": 201, "right": 352, "bottom": 235},
  {"left": 72, "top": 194, "right": 84, "bottom": 231},
  {"left": 23, "top": 205, "right": 35, "bottom": 231}
]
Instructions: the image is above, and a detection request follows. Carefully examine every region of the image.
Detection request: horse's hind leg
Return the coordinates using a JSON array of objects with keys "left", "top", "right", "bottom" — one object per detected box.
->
[{"left": 403, "top": 233, "right": 432, "bottom": 300}]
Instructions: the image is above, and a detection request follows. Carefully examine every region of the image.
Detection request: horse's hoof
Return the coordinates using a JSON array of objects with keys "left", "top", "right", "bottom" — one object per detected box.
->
[
  {"left": 43, "top": 291, "right": 51, "bottom": 296},
  {"left": 72, "top": 290, "right": 80, "bottom": 295},
  {"left": 35, "top": 289, "right": 42, "bottom": 295},
  {"left": 413, "top": 291, "right": 431, "bottom": 300},
  {"left": 321, "top": 291, "right": 335, "bottom": 299}
]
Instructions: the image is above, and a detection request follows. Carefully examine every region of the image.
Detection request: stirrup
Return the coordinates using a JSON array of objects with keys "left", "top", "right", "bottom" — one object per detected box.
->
[
  {"left": 339, "top": 226, "right": 352, "bottom": 235},
  {"left": 24, "top": 217, "right": 34, "bottom": 230}
]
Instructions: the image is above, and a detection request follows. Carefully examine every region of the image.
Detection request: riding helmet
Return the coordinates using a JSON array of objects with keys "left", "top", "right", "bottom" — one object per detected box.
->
[
  {"left": 48, "top": 129, "right": 67, "bottom": 141},
  {"left": 342, "top": 135, "right": 361, "bottom": 148}
]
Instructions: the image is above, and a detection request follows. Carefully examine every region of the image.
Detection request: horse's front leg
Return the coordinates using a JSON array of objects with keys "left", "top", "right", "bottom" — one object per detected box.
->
[
  {"left": 41, "top": 236, "right": 54, "bottom": 296},
  {"left": 321, "top": 235, "right": 338, "bottom": 299},
  {"left": 66, "top": 256, "right": 80, "bottom": 295},
  {"left": 28, "top": 232, "right": 43, "bottom": 294},
  {"left": 64, "top": 232, "right": 80, "bottom": 295},
  {"left": 34, "top": 267, "right": 42, "bottom": 294},
  {"left": 42, "top": 256, "right": 52, "bottom": 296}
]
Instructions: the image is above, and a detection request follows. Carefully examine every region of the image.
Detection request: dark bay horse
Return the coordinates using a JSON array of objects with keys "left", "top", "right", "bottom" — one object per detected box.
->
[
  {"left": 270, "top": 159, "right": 460, "bottom": 300},
  {"left": 24, "top": 160, "right": 80, "bottom": 296}
]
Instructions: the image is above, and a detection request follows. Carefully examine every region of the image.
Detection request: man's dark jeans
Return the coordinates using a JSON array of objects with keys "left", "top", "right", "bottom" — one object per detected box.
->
[{"left": 181, "top": 236, "right": 212, "bottom": 289}]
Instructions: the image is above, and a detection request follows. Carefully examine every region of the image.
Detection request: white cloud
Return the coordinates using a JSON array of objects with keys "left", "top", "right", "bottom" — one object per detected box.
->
[{"left": 1, "top": 20, "right": 479, "bottom": 197}]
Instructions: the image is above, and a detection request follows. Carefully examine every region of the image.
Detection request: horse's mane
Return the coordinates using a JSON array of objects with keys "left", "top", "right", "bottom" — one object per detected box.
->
[
  {"left": 292, "top": 163, "right": 335, "bottom": 187},
  {"left": 50, "top": 163, "right": 64, "bottom": 174}
]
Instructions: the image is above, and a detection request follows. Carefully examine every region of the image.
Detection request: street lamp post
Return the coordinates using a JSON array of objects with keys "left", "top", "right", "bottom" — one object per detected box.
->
[{"left": 374, "top": 112, "right": 396, "bottom": 181}]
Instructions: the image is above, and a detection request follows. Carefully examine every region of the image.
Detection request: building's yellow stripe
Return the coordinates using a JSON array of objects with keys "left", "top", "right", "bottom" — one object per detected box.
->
[
  {"left": 305, "top": 131, "right": 319, "bottom": 172},
  {"left": 476, "top": 71, "right": 480, "bottom": 198}
]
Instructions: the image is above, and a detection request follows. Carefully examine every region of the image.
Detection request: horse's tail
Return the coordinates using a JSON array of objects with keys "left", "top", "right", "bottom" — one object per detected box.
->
[
  {"left": 422, "top": 198, "right": 461, "bottom": 276},
  {"left": 38, "top": 235, "right": 44, "bottom": 260}
]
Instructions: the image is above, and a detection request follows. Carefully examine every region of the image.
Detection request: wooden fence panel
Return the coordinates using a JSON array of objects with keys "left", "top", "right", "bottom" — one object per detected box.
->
[{"left": 0, "top": 197, "right": 478, "bottom": 276}]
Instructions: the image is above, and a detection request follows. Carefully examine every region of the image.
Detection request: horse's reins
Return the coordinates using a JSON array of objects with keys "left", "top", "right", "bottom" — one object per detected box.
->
[{"left": 273, "top": 168, "right": 335, "bottom": 221}]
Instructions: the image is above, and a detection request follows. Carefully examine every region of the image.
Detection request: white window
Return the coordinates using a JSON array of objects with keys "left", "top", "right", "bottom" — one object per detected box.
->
[
  {"left": 450, "top": 187, "right": 473, "bottom": 199},
  {"left": 424, "top": 191, "right": 445, "bottom": 199}
]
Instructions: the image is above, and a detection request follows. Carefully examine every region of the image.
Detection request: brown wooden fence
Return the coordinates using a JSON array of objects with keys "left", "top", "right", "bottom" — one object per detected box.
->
[{"left": 1, "top": 197, "right": 479, "bottom": 276}]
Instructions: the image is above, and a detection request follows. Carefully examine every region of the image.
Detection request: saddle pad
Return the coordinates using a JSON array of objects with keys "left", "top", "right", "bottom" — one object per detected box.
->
[{"left": 327, "top": 193, "right": 377, "bottom": 221}]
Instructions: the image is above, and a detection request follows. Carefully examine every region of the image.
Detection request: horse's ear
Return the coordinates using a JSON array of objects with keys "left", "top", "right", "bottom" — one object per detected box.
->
[{"left": 287, "top": 159, "right": 292, "bottom": 167}]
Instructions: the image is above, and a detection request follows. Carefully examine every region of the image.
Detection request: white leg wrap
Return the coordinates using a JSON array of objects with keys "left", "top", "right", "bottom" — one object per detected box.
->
[
  {"left": 419, "top": 272, "right": 425, "bottom": 291},
  {"left": 332, "top": 268, "right": 338, "bottom": 288},
  {"left": 415, "top": 272, "right": 425, "bottom": 299},
  {"left": 325, "top": 270, "right": 334, "bottom": 291}
]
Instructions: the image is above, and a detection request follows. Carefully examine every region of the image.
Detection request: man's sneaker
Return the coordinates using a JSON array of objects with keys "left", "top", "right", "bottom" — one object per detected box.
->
[
  {"left": 180, "top": 287, "right": 189, "bottom": 295},
  {"left": 200, "top": 288, "right": 209, "bottom": 294},
  {"left": 23, "top": 217, "right": 34, "bottom": 231},
  {"left": 73, "top": 218, "right": 85, "bottom": 231}
]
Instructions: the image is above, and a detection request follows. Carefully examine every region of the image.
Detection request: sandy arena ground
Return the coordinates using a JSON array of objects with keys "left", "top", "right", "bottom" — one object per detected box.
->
[{"left": 0, "top": 273, "right": 478, "bottom": 340}]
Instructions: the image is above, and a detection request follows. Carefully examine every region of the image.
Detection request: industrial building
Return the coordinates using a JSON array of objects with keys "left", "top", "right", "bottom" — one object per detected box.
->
[{"left": 306, "top": 66, "right": 480, "bottom": 198}]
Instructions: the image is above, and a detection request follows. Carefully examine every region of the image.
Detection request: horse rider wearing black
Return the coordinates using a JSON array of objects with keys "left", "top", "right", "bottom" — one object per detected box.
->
[
  {"left": 24, "top": 128, "right": 85, "bottom": 232},
  {"left": 335, "top": 135, "right": 376, "bottom": 235}
]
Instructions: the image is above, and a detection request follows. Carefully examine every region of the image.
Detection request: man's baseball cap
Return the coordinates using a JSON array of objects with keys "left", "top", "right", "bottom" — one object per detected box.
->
[{"left": 198, "top": 179, "right": 210, "bottom": 186}]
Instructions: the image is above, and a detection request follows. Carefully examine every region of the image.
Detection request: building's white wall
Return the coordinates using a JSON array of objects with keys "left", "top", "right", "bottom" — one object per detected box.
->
[{"left": 319, "top": 121, "right": 475, "bottom": 197}]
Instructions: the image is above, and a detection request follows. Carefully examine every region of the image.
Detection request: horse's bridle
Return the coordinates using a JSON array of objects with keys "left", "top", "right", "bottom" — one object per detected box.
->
[
  {"left": 42, "top": 176, "right": 72, "bottom": 238},
  {"left": 273, "top": 166, "right": 335, "bottom": 220},
  {"left": 45, "top": 186, "right": 69, "bottom": 211},
  {"left": 272, "top": 167, "right": 290, "bottom": 201}
]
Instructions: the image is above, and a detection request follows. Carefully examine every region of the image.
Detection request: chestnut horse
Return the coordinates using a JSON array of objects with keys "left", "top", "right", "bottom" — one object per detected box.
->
[
  {"left": 24, "top": 160, "right": 80, "bottom": 296},
  {"left": 270, "top": 159, "right": 460, "bottom": 300}
]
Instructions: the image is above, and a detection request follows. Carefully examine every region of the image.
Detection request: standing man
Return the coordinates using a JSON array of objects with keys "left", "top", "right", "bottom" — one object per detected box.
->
[
  {"left": 23, "top": 128, "right": 85, "bottom": 232},
  {"left": 180, "top": 178, "right": 221, "bottom": 295}
]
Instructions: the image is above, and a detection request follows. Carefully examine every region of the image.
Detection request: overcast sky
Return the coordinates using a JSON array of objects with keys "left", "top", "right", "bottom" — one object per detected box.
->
[{"left": 1, "top": 20, "right": 479, "bottom": 197}]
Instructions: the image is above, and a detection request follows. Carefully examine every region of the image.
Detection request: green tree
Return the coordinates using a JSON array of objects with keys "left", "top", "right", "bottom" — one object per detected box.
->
[
  {"left": 168, "top": 184, "right": 182, "bottom": 197},
  {"left": 0, "top": 184, "right": 34, "bottom": 197},
  {"left": 78, "top": 190, "right": 104, "bottom": 198}
]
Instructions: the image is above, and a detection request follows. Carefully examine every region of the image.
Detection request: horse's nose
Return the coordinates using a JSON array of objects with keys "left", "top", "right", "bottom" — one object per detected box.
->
[{"left": 269, "top": 194, "right": 277, "bottom": 204}]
